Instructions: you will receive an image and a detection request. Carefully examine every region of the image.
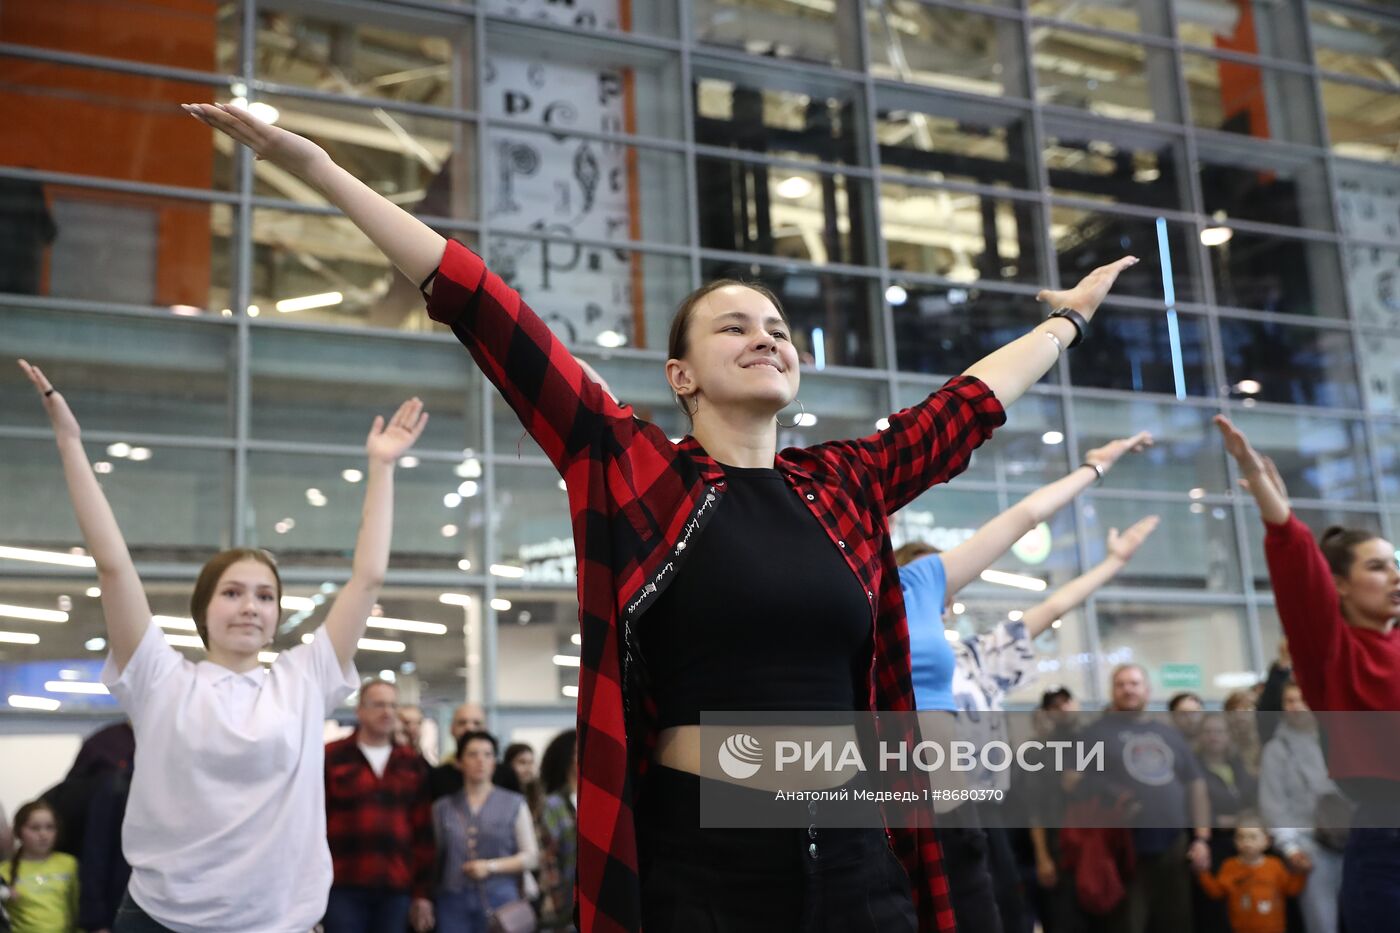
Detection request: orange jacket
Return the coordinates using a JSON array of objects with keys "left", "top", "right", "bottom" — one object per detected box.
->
[{"left": 1197, "top": 855, "right": 1306, "bottom": 933}]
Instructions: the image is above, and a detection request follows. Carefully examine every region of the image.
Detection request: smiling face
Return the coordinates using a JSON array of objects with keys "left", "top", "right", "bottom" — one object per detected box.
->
[
  {"left": 666, "top": 284, "right": 800, "bottom": 421},
  {"left": 201, "top": 559, "right": 280, "bottom": 658},
  {"left": 1335, "top": 537, "right": 1400, "bottom": 629}
]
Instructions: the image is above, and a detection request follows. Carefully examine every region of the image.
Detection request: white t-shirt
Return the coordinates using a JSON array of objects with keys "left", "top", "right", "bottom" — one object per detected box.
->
[
  {"left": 103, "top": 622, "right": 357, "bottom": 933},
  {"left": 359, "top": 741, "right": 392, "bottom": 778}
]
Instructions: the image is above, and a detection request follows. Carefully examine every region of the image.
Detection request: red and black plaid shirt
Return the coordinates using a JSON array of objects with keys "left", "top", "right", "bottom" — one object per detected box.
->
[
  {"left": 324, "top": 734, "right": 434, "bottom": 899},
  {"left": 424, "top": 240, "right": 1005, "bottom": 931}
]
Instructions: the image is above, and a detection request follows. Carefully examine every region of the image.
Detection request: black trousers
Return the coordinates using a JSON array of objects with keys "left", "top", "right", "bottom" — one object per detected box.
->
[
  {"left": 934, "top": 813, "right": 1003, "bottom": 933},
  {"left": 636, "top": 765, "right": 916, "bottom": 933}
]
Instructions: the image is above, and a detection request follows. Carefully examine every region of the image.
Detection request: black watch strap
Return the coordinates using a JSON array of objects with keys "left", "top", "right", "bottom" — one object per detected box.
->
[{"left": 1048, "top": 306, "right": 1088, "bottom": 348}]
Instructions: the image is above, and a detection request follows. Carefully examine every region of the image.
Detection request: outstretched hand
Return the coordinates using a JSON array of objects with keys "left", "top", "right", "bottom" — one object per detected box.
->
[
  {"left": 17, "top": 359, "right": 81, "bottom": 443},
  {"left": 1107, "top": 515, "right": 1160, "bottom": 563},
  {"left": 1213, "top": 415, "right": 1290, "bottom": 523},
  {"left": 1084, "top": 430, "right": 1154, "bottom": 474},
  {"left": 367, "top": 398, "right": 429, "bottom": 464},
  {"left": 183, "top": 102, "right": 330, "bottom": 179},
  {"left": 1037, "top": 256, "right": 1140, "bottom": 323}
]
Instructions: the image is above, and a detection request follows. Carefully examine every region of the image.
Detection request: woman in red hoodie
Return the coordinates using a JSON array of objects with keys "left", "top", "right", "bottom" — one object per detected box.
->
[{"left": 1215, "top": 415, "right": 1400, "bottom": 932}]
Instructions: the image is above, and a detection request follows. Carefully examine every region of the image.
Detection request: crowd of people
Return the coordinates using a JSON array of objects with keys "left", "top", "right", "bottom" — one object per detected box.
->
[{"left": 2, "top": 100, "right": 1395, "bottom": 933}]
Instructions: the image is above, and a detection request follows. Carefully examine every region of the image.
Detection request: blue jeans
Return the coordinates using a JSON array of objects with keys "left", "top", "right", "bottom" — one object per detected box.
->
[
  {"left": 436, "top": 886, "right": 518, "bottom": 933},
  {"left": 323, "top": 886, "right": 413, "bottom": 933},
  {"left": 1341, "top": 826, "right": 1400, "bottom": 933},
  {"left": 112, "top": 892, "right": 178, "bottom": 933}
]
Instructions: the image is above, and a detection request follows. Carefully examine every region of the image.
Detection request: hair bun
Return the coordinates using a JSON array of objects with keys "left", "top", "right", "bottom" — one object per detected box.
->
[{"left": 1321, "top": 526, "right": 1347, "bottom": 542}]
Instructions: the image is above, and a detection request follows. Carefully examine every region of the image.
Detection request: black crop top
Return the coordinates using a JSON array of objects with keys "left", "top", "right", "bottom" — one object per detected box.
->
[{"left": 637, "top": 464, "right": 874, "bottom": 728}]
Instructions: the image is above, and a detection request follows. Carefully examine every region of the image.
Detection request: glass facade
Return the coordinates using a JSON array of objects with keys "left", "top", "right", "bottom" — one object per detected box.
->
[{"left": 1, "top": 0, "right": 1398, "bottom": 721}]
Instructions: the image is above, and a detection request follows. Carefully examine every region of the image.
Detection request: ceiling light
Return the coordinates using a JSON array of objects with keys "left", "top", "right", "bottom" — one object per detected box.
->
[
  {"left": 302, "top": 633, "right": 315, "bottom": 645},
  {"left": 490, "top": 564, "right": 526, "bottom": 579},
  {"left": 1188, "top": 487, "right": 1206, "bottom": 500},
  {"left": 0, "top": 603, "right": 68, "bottom": 624},
  {"left": 246, "top": 305, "right": 260, "bottom": 317},
  {"left": 441, "top": 524, "right": 459, "bottom": 537},
  {"left": 1041, "top": 430, "right": 1064, "bottom": 445},
  {"left": 258, "top": 651, "right": 279, "bottom": 664},
  {"left": 357, "top": 637, "right": 406, "bottom": 653},
  {"left": 595, "top": 330, "right": 626, "bottom": 348},
  {"left": 943, "top": 629, "right": 960, "bottom": 642},
  {"left": 247, "top": 101, "right": 280, "bottom": 124},
  {"left": 455, "top": 459, "right": 482, "bottom": 479},
  {"left": 93, "top": 461, "right": 114, "bottom": 474},
  {"left": 457, "top": 559, "right": 472, "bottom": 572},
  {"left": 1051, "top": 619, "right": 1063, "bottom": 630},
  {"left": 8, "top": 695, "right": 60, "bottom": 711},
  {"left": 341, "top": 468, "right": 363, "bottom": 483},
  {"left": 275, "top": 291, "right": 342, "bottom": 313},
  {"left": 571, "top": 633, "right": 582, "bottom": 646},
  {"left": 794, "top": 412, "right": 818, "bottom": 427},
  {"left": 44, "top": 680, "right": 108, "bottom": 695},
  {"left": 367, "top": 616, "right": 448, "bottom": 635},
  {"left": 86, "top": 587, "right": 102, "bottom": 598},
  {"left": 154, "top": 615, "right": 197, "bottom": 631},
  {"left": 876, "top": 418, "right": 890, "bottom": 431},
  {"left": 885, "top": 285, "right": 908, "bottom": 306},
  {"left": 553, "top": 654, "right": 582, "bottom": 667},
  {"left": 85, "top": 636, "right": 106, "bottom": 651},
  {"left": 0, "top": 546, "right": 95, "bottom": 568},
  {"left": 399, "top": 456, "right": 419, "bottom": 468},
  {"left": 952, "top": 602, "right": 965, "bottom": 615},
  {"left": 280, "top": 596, "right": 315, "bottom": 612},
  {"left": 1235, "top": 379, "right": 1261, "bottom": 395},
  {"left": 775, "top": 176, "right": 813, "bottom": 199},
  {"left": 0, "top": 631, "right": 40, "bottom": 645},
  {"left": 439, "top": 593, "right": 473, "bottom": 607},
  {"left": 127, "top": 447, "right": 152, "bottom": 462},
  {"left": 443, "top": 493, "right": 462, "bottom": 509},
  {"left": 457, "top": 480, "right": 479, "bottom": 498},
  {"left": 164, "top": 633, "right": 206, "bottom": 649},
  {"left": 490, "top": 598, "right": 512, "bottom": 612},
  {"left": 1008, "top": 610, "right": 1024, "bottom": 621},
  {"left": 1200, "top": 226, "right": 1233, "bottom": 247},
  {"left": 979, "top": 569, "right": 1048, "bottom": 592},
  {"left": 562, "top": 685, "right": 579, "bottom": 698}
]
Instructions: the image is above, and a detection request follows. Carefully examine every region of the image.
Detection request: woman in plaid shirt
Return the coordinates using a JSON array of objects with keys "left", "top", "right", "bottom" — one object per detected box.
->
[{"left": 187, "top": 101, "right": 1139, "bottom": 933}]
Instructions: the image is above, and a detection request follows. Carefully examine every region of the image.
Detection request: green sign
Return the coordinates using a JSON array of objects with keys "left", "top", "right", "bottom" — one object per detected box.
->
[{"left": 1160, "top": 663, "right": 1203, "bottom": 690}]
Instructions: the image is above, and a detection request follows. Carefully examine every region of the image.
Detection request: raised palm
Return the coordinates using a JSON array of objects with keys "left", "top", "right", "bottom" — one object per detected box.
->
[
  {"left": 18, "top": 359, "right": 82, "bottom": 442},
  {"left": 1084, "top": 430, "right": 1154, "bottom": 471},
  {"left": 183, "top": 102, "right": 329, "bottom": 177},
  {"left": 1107, "top": 515, "right": 1160, "bottom": 562},
  {"left": 367, "top": 398, "right": 429, "bottom": 464},
  {"left": 1037, "top": 255, "right": 1140, "bottom": 322}
]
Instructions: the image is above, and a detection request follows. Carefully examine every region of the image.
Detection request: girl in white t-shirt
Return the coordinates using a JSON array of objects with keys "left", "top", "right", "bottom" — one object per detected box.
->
[{"left": 18, "top": 359, "right": 427, "bottom": 933}]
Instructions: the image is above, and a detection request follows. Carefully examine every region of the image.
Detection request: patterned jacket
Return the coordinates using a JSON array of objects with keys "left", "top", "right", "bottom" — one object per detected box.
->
[{"left": 423, "top": 239, "right": 1005, "bottom": 931}]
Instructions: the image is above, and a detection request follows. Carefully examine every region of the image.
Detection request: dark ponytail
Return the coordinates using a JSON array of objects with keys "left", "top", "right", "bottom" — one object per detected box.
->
[
  {"left": 8, "top": 800, "right": 56, "bottom": 885},
  {"left": 1318, "top": 526, "right": 1380, "bottom": 577}
]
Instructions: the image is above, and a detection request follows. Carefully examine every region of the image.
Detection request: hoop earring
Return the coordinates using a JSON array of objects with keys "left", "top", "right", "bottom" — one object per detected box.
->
[{"left": 776, "top": 398, "right": 806, "bottom": 429}]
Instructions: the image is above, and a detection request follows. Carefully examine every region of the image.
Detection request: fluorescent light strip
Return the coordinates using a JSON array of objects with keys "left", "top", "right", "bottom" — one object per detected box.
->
[
  {"left": 0, "top": 603, "right": 69, "bottom": 624},
  {"left": 0, "top": 546, "right": 96, "bottom": 568},
  {"left": 154, "top": 615, "right": 198, "bottom": 632},
  {"left": 562, "top": 685, "right": 579, "bottom": 698},
  {"left": 552, "top": 654, "right": 581, "bottom": 668},
  {"left": 357, "top": 637, "right": 406, "bottom": 653},
  {"left": 258, "top": 651, "right": 279, "bottom": 664},
  {"left": 281, "top": 596, "right": 316, "bottom": 612},
  {"left": 8, "top": 695, "right": 60, "bottom": 711},
  {"left": 979, "top": 569, "right": 1048, "bottom": 592},
  {"left": 489, "top": 564, "right": 526, "bottom": 579},
  {"left": 164, "top": 633, "right": 205, "bottom": 649},
  {"left": 439, "top": 593, "right": 474, "bottom": 607},
  {"left": 44, "top": 680, "right": 109, "bottom": 695},
  {"left": 367, "top": 617, "right": 447, "bottom": 636},
  {"left": 0, "top": 631, "right": 41, "bottom": 645},
  {"left": 275, "top": 291, "right": 343, "bottom": 313},
  {"left": 570, "top": 633, "right": 582, "bottom": 646}
]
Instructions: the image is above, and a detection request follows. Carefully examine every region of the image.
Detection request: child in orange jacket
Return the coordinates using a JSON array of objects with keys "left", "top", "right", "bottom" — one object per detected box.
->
[{"left": 1197, "top": 812, "right": 1307, "bottom": 933}]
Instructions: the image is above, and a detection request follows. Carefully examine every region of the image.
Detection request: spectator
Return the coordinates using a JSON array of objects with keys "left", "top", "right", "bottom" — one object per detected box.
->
[
  {"left": 41, "top": 722, "right": 134, "bottom": 858},
  {"left": 1, "top": 800, "right": 77, "bottom": 933},
  {"left": 430, "top": 703, "right": 486, "bottom": 801},
  {"left": 1223, "top": 691, "right": 1262, "bottom": 775},
  {"left": 1026, "top": 688, "right": 1083, "bottom": 933},
  {"left": 1196, "top": 712, "right": 1260, "bottom": 933},
  {"left": 432, "top": 731, "right": 539, "bottom": 933},
  {"left": 0, "top": 802, "right": 11, "bottom": 862},
  {"left": 77, "top": 762, "right": 132, "bottom": 933},
  {"left": 1068, "top": 663, "right": 1212, "bottom": 933},
  {"left": 536, "top": 730, "right": 579, "bottom": 932},
  {"left": 1196, "top": 812, "right": 1306, "bottom": 933},
  {"left": 1169, "top": 692, "right": 1205, "bottom": 743},
  {"left": 1254, "top": 641, "right": 1293, "bottom": 746},
  {"left": 397, "top": 703, "right": 430, "bottom": 761},
  {"left": 324, "top": 678, "right": 435, "bottom": 933},
  {"left": 1259, "top": 681, "right": 1342, "bottom": 933}
]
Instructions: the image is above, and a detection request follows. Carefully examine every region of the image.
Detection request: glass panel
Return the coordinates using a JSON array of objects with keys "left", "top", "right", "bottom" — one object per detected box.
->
[
  {"left": 253, "top": 2, "right": 474, "bottom": 110},
  {"left": 246, "top": 451, "right": 484, "bottom": 572},
  {"left": 1198, "top": 145, "right": 1334, "bottom": 231},
  {"left": 694, "top": 65, "right": 865, "bottom": 165},
  {"left": 1072, "top": 398, "right": 1228, "bottom": 494},
  {"left": 1358, "top": 332, "right": 1400, "bottom": 414},
  {"left": 1310, "top": 4, "right": 1400, "bottom": 84},
  {"left": 1182, "top": 53, "right": 1321, "bottom": 145},
  {"left": 1095, "top": 603, "right": 1253, "bottom": 703},
  {"left": 894, "top": 488, "right": 1084, "bottom": 591},
  {"left": 487, "top": 22, "right": 683, "bottom": 140},
  {"left": 486, "top": 131, "right": 688, "bottom": 245},
  {"left": 495, "top": 591, "right": 579, "bottom": 707},
  {"left": 249, "top": 328, "right": 482, "bottom": 450},
  {"left": 899, "top": 383, "right": 1070, "bottom": 488},
  {"left": 1, "top": 0, "right": 231, "bottom": 71},
  {"left": 1068, "top": 305, "right": 1212, "bottom": 397},
  {"left": 1321, "top": 79, "right": 1400, "bottom": 165},
  {"left": 1246, "top": 507, "right": 1385, "bottom": 590},
  {"left": 868, "top": 3, "right": 1028, "bottom": 98},
  {"left": 1219, "top": 318, "right": 1361, "bottom": 409},
  {"left": 486, "top": 236, "right": 691, "bottom": 353},
  {"left": 252, "top": 95, "right": 476, "bottom": 218},
  {"left": 1028, "top": 0, "right": 1170, "bottom": 37},
  {"left": 1385, "top": 426, "right": 1400, "bottom": 500},
  {"left": 1177, "top": 0, "right": 1310, "bottom": 63},
  {"left": 1043, "top": 118, "right": 1187, "bottom": 210},
  {"left": 248, "top": 211, "right": 471, "bottom": 331},
  {"left": 693, "top": 0, "right": 860, "bottom": 68},
  {"left": 484, "top": 0, "right": 679, "bottom": 38},
  {"left": 701, "top": 260, "right": 882, "bottom": 368},
  {"left": 0, "top": 185, "right": 234, "bottom": 311},
  {"left": 493, "top": 464, "right": 574, "bottom": 574},
  {"left": 1050, "top": 206, "right": 1200, "bottom": 303},
  {"left": 891, "top": 285, "right": 1056, "bottom": 382},
  {"left": 1007, "top": 609, "right": 1093, "bottom": 707},
  {"left": 698, "top": 159, "right": 872, "bottom": 266},
  {"left": 1208, "top": 232, "right": 1346, "bottom": 319},
  {"left": 773, "top": 373, "right": 890, "bottom": 448},
  {"left": 875, "top": 90, "right": 1034, "bottom": 190},
  {"left": 0, "top": 306, "right": 233, "bottom": 437},
  {"left": 1335, "top": 161, "right": 1400, "bottom": 243},
  {"left": 882, "top": 183, "right": 1041, "bottom": 285},
  {"left": 0, "top": 55, "right": 234, "bottom": 190},
  {"left": 1084, "top": 498, "right": 1241, "bottom": 593},
  {"left": 1033, "top": 29, "right": 1179, "bottom": 123},
  {"left": 2, "top": 440, "right": 231, "bottom": 559},
  {"left": 1225, "top": 410, "right": 1375, "bottom": 502}
]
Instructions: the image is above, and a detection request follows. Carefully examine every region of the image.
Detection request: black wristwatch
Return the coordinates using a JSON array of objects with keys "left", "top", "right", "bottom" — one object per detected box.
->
[{"left": 1047, "top": 306, "right": 1088, "bottom": 348}]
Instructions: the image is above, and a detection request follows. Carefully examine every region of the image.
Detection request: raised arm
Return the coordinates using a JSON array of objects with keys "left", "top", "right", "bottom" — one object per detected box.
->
[
  {"left": 1019, "top": 516, "right": 1160, "bottom": 639},
  {"left": 939, "top": 432, "right": 1153, "bottom": 595},
  {"left": 322, "top": 399, "right": 428, "bottom": 667},
  {"left": 1214, "top": 415, "right": 1290, "bottom": 525},
  {"left": 18, "top": 361, "right": 152, "bottom": 670},
  {"left": 963, "top": 256, "right": 1138, "bottom": 406}
]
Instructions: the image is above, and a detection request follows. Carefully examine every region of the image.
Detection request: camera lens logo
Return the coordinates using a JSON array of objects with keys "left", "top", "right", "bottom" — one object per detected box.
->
[{"left": 718, "top": 733, "right": 764, "bottom": 780}]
